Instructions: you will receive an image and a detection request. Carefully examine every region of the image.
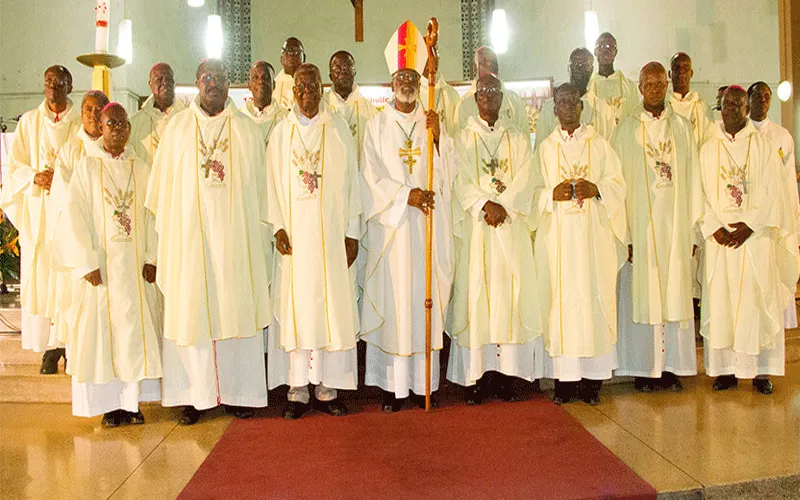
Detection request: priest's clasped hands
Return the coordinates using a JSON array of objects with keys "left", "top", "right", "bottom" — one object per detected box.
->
[
  {"left": 274, "top": 229, "right": 359, "bottom": 268},
  {"left": 408, "top": 188, "right": 436, "bottom": 215},
  {"left": 713, "top": 222, "right": 753, "bottom": 249},
  {"left": 83, "top": 264, "right": 157, "bottom": 286},
  {"left": 33, "top": 168, "right": 55, "bottom": 191},
  {"left": 482, "top": 200, "right": 509, "bottom": 227},
  {"left": 552, "top": 178, "right": 599, "bottom": 202}
]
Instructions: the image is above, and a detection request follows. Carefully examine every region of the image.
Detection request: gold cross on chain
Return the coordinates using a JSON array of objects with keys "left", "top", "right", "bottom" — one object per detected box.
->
[{"left": 398, "top": 138, "right": 421, "bottom": 175}]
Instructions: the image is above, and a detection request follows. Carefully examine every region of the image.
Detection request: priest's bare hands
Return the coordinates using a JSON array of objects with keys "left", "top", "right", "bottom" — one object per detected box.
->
[
  {"left": 84, "top": 269, "right": 102, "bottom": 286},
  {"left": 408, "top": 188, "right": 435, "bottom": 215},
  {"left": 553, "top": 180, "right": 573, "bottom": 202},
  {"left": 728, "top": 222, "right": 753, "bottom": 248},
  {"left": 628, "top": 245, "right": 633, "bottom": 263},
  {"left": 574, "top": 179, "right": 599, "bottom": 200},
  {"left": 426, "top": 110, "right": 441, "bottom": 145},
  {"left": 712, "top": 227, "right": 731, "bottom": 246},
  {"left": 483, "top": 200, "right": 508, "bottom": 227},
  {"left": 275, "top": 229, "right": 292, "bottom": 255},
  {"left": 142, "top": 264, "right": 157, "bottom": 284},
  {"left": 345, "top": 237, "right": 358, "bottom": 268},
  {"left": 34, "top": 168, "right": 54, "bottom": 191}
]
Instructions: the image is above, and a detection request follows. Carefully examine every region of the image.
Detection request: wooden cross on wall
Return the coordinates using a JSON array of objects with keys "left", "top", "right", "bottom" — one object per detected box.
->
[{"left": 351, "top": 0, "right": 364, "bottom": 42}]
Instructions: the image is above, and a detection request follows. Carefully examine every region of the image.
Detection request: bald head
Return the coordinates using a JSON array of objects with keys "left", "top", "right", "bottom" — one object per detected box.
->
[
  {"left": 668, "top": 52, "right": 693, "bottom": 96},
  {"left": 329, "top": 50, "right": 356, "bottom": 98},
  {"left": 196, "top": 59, "right": 229, "bottom": 115},
  {"left": 595, "top": 33, "right": 618, "bottom": 68},
  {"left": 639, "top": 62, "right": 668, "bottom": 112},
  {"left": 569, "top": 48, "right": 594, "bottom": 90},
  {"left": 721, "top": 86, "right": 749, "bottom": 134},
  {"left": 475, "top": 73, "right": 503, "bottom": 124},
  {"left": 474, "top": 46, "right": 499, "bottom": 79},
  {"left": 281, "top": 37, "right": 305, "bottom": 76},
  {"left": 249, "top": 60, "right": 275, "bottom": 109},
  {"left": 81, "top": 91, "right": 109, "bottom": 139},
  {"left": 554, "top": 83, "right": 584, "bottom": 130},
  {"left": 99, "top": 103, "right": 130, "bottom": 155},
  {"left": 149, "top": 62, "right": 175, "bottom": 110},
  {"left": 293, "top": 63, "right": 323, "bottom": 119}
]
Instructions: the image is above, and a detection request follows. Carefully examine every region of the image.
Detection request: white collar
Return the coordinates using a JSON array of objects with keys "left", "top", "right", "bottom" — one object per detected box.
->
[
  {"left": 327, "top": 85, "right": 363, "bottom": 106},
  {"left": 39, "top": 99, "right": 75, "bottom": 124},
  {"left": 190, "top": 97, "right": 237, "bottom": 122},
  {"left": 557, "top": 123, "right": 589, "bottom": 142}
]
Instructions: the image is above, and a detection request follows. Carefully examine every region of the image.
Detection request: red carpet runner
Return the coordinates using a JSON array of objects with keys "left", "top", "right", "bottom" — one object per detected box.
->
[{"left": 179, "top": 396, "right": 656, "bottom": 499}]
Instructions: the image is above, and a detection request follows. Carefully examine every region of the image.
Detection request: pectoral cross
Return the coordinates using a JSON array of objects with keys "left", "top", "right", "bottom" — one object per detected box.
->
[
  {"left": 398, "top": 138, "right": 421, "bottom": 174},
  {"left": 201, "top": 159, "right": 213, "bottom": 178},
  {"left": 483, "top": 157, "right": 500, "bottom": 176},
  {"left": 741, "top": 178, "right": 749, "bottom": 195}
]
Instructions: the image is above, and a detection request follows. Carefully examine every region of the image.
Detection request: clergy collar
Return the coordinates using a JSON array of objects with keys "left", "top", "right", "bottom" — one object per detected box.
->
[
  {"left": 640, "top": 104, "right": 672, "bottom": 122},
  {"left": 466, "top": 115, "right": 505, "bottom": 135},
  {"left": 275, "top": 69, "right": 293, "bottom": 81},
  {"left": 671, "top": 90, "right": 699, "bottom": 103},
  {"left": 77, "top": 126, "right": 101, "bottom": 144},
  {"left": 290, "top": 104, "right": 329, "bottom": 127},
  {"left": 141, "top": 94, "right": 184, "bottom": 117},
  {"left": 327, "top": 85, "right": 362, "bottom": 106},
  {"left": 590, "top": 69, "right": 625, "bottom": 81},
  {"left": 557, "top": 123, "right": 588, "bottom": 142},
  {"left": 717, "top": 120, "right": 757, "bottom": 142},
  {"left": 95, "top": 145, "right": 134, "bottom": 161},
  {"left": 39, "top": 98, "right": 75, "bottom": 124},
  {"left": 190, "top": 96, "right": 237, "bottom": 121},
  {"left": 246, "top": 100, "right": 279, "bottom": 119},
  {"left": 751, "top": 118, "right": 770, "bottom": 131}
]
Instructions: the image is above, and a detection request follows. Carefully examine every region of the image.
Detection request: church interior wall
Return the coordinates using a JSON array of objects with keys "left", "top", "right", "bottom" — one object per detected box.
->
[{"left": 0, "top": 0, "right": 784, "bottom": 129}]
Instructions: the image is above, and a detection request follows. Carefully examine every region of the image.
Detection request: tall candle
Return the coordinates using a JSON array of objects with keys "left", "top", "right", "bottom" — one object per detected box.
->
[{"left": 95, "top": 0, "right": 109, "bottom": 53}]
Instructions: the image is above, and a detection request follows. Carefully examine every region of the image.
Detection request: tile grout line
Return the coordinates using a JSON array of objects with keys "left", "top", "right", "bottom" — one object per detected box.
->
[
  {"left": 591, "top": 403, "right": 707, "bottom": 492},
  {"left": 105, "top": 420, "right": 181, "bottom": 500}
]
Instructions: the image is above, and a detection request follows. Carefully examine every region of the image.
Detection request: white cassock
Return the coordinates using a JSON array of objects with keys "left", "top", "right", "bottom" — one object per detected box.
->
[
  {"left": 420, "top": 75, "right": 462, "bottom": 142},
  {"left": 753, "top": 118, "right": 800, "bottom": 328},
  {"left": 266, "top": 106, "right": 361, "bottom": 403},
  {"left": 447, "top": 117, "right": 543, "bottom": 386},
  {"left": 62, "top": 148, "right": 162, "bottom": 417},
  {"left": 589, "top": 71, "right": 640, "bottom": 129},
  {"left": 361, "top": 102, "right": 456, "bottom": 398},
  {"left": 47, "top": 129, "right": 104, "bottom": 348},
  {"left": 532, "top": 125, "right": 628, "bottom": 381},
  {"left": 669, "top": 91, "right": 712, "bottom": 147},
  {"left": 145, "top": 97, "right": 270, "bottom": 410},
  {"left": 323, "top": 85, "right": 378, "bottom": 305},
  {"left": 272, "top": 69, "right": 296, "bottom": 111},
  {"left": 456, "top": 81, "right": 530, "bottom": 134},
  {"left": 0, "top": 99, "right": 79, "bottom": 352},
  {"left": 698, "top": 121, "right": 800, "bottom": 378},
  {"left": 534, "top": 90, "right": 616, "bottom": 149},
  {"left": 611, "top": 106, "right": 701, "bottom": 378},
  {"left": 129, "top": 95, "right": 186, "bottom": 165}
]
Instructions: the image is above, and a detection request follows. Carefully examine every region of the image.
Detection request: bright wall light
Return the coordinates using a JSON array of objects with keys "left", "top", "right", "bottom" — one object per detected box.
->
[
  {"left": 584, "top": 10, "right": 599, "bottom": 50},
  {"left": 117, "top": 19, "right": 133, "bottom": 65},
  {"left": 490, "top": 9, "right": 509, "bottom": 55},
  {"left": 777, "top": 80, "right": 793, "bottom": 102},
  {"left": 188, "top": 0, "right": 205, "bottom": 7},
  {"left": 206, "top": 15, "right": 223, "bottom": 59}
]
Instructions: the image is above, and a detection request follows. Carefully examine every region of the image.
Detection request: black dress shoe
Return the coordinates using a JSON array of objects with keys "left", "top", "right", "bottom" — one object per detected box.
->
[
  {"left": 579, "top": 379, "right": 602, "bottom": 405},
  {"left": 102, "top": 410, "right": 122, "bottom": 428},
  {"left": 179, "top": 406, "right": 202, "bottom": 425},
  {"left": 712, "top": 375, "right": 738, "bottom": 391},
  {"left": 753, "top": 378, "right": 774, "bottom": 395},
  {"left": 313, "top": 398, "right": 349, "bottom": 416},
  {"left": 122, "top": 410, "right": 145, "bottom": 425},
  {"left": 410, "top": 392, "right": 439, "bottom": 409},
  {"left": 224, "top": 405, "right": 255, "bottom": 419},
  {"left": 634, "top": 377, "right": 656, "bottom": 393},
  {"left": 380, "top": 390, "right": 404, "bottom": 412},
  {"left": 39, "top": 349, "right": 61, "bottom": 375},
  {"left": 552, "top": 381, "right": 578, "bottom": 405},
  {"left": 465, "top": 384, "right": 485, "bottom": 405},
  {"left": 658, "top": 372, "right": 683, "bottom": 391},
  {"left": 282, "top": 401, "right": 311, "bottom": 420},
  {"left": 493, "top": 373, "right": 521, "bottom": 402}
]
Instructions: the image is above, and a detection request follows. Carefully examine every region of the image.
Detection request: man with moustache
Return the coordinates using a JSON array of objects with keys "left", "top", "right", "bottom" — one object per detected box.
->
[
  {"left": 129, "top": 63, "right": 185, "bottom": 165},
  {"left": 361, "top": 21, "right": 456, "bottom": 411},
  {"left": 145, "top": 59, "right": 270, "bottom": 424},
  {"left": 1, "top": 65, "right": 80, "bottom": 374}
]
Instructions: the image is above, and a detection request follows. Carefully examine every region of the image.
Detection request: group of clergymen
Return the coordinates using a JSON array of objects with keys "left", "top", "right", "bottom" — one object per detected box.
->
[{"left": 3, "top": 20, "right": 798, "bottom": 428}]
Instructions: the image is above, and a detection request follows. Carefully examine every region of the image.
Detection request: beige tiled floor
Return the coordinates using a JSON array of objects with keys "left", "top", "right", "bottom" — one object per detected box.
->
[{"left": 2, "top": 365, "right": 799, "bottom": 499}]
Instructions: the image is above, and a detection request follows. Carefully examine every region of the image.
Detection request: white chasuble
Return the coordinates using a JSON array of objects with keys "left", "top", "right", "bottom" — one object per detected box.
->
[
  {"left": 669, "top": 91, "right": 712, "bottom": 147},
  {"left": 532, "top": 125, "right": 628, "bottom": 360},
  {"left": 612, "top": 106, "right": 701, "bottom": 325},
  {"left": 129, "top": 95, "right": 186, "bottom": 166},
  {"left": 272, "top": 70, "right": 296, "bottom": 112},
  {"left": 145, "top": 97, "right": 270, "bottom": 346},
  {"left": 447, "top": 118, "right": 541, "bottom": 385},
  {"left": 698, "top": 122, "right": 800, "bottom": 361},
  {"left": 589, "top": 71, "right": 640, "bottom": 128},
  {"left": 456, "top": 81, "right": 530, "bottom": 135},
  {"left": 48, "top": 129, "right": 103, "bottom": 346},
  {"left": 361, "top": 103, "right": 456, "bottom": 355},
  {"left": 420, "top": 75, "right": 462, "bottom": 143},
  {"left": 534, "top": 90, "right": 616, "bottom": 149},
  {"left": 450, "top": 118, "right": 539, "bottom": 347},
  {"left": 62, "top": 149, "right": 162, "bottom": 385},
  {"left": 267, "top": 106, "right": 362, "bottom": 353},
  {"left": 1, "top": 100, "right": 79, "bottom": 328}
]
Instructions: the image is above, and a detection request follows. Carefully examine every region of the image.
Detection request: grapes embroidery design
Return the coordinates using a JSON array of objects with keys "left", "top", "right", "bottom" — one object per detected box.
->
[
  {"left": 645, "top": 138, "right": 674, "bottom": 187},
  {"left": 104, "top": 186, "right": 134, "bottom": 242}
]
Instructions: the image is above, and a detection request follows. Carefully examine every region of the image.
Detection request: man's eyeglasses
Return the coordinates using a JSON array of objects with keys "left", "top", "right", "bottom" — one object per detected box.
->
[
  {"left": 282, "top": 48, "right": 304, "bottom": 57},
  {"left": 200, "top": 73, "right": 229, "bottom": 85},
  {"left": 103, "top": 119, "right": 128, "bottom": 129}
]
